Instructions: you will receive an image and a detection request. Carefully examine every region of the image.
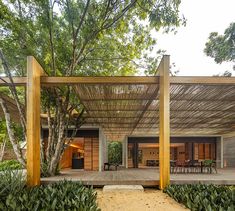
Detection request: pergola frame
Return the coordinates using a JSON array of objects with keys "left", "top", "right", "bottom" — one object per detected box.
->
[{"left": 1, "top": 55, "right": 235, "bottom": 189}]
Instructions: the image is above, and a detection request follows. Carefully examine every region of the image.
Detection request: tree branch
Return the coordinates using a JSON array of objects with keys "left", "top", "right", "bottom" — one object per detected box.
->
[{"left": 0, "top": 50, "right": 27, "bottom": 140}]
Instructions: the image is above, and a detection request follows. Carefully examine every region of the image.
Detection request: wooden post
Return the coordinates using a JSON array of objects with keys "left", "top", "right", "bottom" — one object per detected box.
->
[
  {"left": 27, "top": 56, "right": 44, "bottom": 186},
  {"left": 159, "top": 55, "right": 170, "bottom": 189}
]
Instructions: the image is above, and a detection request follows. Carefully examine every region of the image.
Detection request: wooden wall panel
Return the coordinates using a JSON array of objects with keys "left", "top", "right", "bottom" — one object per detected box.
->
[
  {"left": 205, "top": 144, "right": 210, "bottom": 159},
  {"left": 84, "top": 138, "right": 92, "bottom": 170},
  {"left": 92, "top": 138, "right": 99, "bottom": 170},
  {"left": 60, "top": 146, "right": 73, "bottom": 169},
  {"left": 198, "top": 144, "right": 204, "bottom": 160},
  {"left": 128, "top": 159, "right": 133, "bottom": 168},
  {"left": 211, "top": 143, "right": 216, "bottom": 160},
  {"left": 84, "top": 138, "right": 99, "bottom": 171}
]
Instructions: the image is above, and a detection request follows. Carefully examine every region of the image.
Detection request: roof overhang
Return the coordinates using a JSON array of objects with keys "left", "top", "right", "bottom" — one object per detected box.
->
[{"left": 2, "top": 75, "right": 235, "bottom": 141}]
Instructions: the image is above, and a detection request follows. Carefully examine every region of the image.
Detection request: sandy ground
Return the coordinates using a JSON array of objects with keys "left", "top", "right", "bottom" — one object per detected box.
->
[{"left": 96, "top": 189, "right": 188, "bottom": 211}]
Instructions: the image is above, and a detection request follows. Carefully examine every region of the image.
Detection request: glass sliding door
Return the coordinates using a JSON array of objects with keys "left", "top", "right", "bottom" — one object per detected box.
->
[{"left": 138, "top": 143, "right": 159, "bottom": 168}]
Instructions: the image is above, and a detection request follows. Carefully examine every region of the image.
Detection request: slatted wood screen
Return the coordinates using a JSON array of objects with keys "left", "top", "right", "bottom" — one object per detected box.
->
[{"left": 84, "top": 138, "right": 99, "bottom": 170}]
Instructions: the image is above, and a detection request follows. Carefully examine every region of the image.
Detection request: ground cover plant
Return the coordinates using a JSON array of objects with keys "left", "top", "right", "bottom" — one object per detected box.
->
[
  {"left": 164, "top": 184, "right": 235, "bottom": 211},
  {"left": 0, "top": 170, "right": 100, "bottom": 211},
  {"left": 0, "top": 159, "right": 22, "bottom": 171}
]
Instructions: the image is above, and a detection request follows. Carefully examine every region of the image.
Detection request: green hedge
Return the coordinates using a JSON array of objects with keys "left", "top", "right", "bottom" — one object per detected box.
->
[
  {"left": 164, "top": 184, "right": 235, "bottom": 211},
  {"left": 0, "top": 160, "right": 22, "bottom": 171},
  {"left": 0, "top": 170, "right": 100, "bottom": 211}
]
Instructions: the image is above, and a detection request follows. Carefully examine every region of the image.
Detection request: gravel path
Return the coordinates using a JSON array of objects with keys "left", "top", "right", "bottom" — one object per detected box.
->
[{"left": 96, "top": 189, "right": 188, "bottom": 211}]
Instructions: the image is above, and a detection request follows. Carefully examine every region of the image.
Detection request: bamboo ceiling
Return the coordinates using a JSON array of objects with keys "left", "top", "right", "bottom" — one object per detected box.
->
[
  {"left": 2, "top": 75, "right": 235, "bottom": 141},
  {"left": 75, "top": 81, "right": 235, "bottom": 141}
]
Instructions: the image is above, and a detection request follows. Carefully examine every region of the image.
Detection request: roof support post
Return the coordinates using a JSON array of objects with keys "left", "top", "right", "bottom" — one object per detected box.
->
[
  {"left": 159, "top": 55, "right": 170, "bottom": 189},
  {"left": 26, "top": 56, "right": 43, "bottom": 186}
]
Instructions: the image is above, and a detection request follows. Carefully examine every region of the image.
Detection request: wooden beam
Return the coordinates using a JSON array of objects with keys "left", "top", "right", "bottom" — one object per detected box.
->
[
  {"left": 2, "top": 75, "right": 235, "bottom": 86},
  {"left": 26, "top": 56, "right": 44, "bottom": 186},
  {"left": 170, "top": 76, "right": 235, "bottom": 84},
  {"left": 159, "top": 55, "right": 170, "bottom": 189},
  {"left": 41, "top": 76, "right": 159, "bottom": 85},
  {"left": 0, "top": 77, "right": 27, "bottom": 86},
  {"left": 0, "top": 76, "right": 159, "bottom": 86}
]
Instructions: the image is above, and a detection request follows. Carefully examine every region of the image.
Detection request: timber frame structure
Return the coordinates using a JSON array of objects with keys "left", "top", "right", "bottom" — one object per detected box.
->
[{"left": 1, "top": 55, "right": 235, "bottom": 189}]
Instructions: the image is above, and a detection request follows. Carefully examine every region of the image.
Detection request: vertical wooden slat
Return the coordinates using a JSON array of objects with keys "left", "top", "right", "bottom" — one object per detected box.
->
[
  {"left": 159, "top": 55, "right": 170, "bottom": 189},
  {"left": 27, "top": 56, "right": 43, "bottom": 186},
  {"left": 84, "top": 138, "right": 92, "bottom": 170},
  {"left": 84, "top": 137, "right": 99, "bottom": 171},
  {"left": 92, "top": 138, "right": 99, "bottom": 170}
]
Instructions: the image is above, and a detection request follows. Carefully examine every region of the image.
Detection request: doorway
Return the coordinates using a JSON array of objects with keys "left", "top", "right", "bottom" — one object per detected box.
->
[{"left": 60, "top": 138, "right": 85, "bottom": 169}]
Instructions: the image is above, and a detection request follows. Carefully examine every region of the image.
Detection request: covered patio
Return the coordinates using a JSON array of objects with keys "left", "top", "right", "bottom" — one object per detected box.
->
[
  {"left": 1, "top": 55, "right": 235, "bottom": 189},
  {"left": 41, "top": 168, "right": 235, "bottom": 187}
]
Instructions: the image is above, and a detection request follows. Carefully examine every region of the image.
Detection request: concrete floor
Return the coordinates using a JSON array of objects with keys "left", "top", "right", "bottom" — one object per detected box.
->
[{"left": 41, "top": 167, "right": 235, "bottom": 186}]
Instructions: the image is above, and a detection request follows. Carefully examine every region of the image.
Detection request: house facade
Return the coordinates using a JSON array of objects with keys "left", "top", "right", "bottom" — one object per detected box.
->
[{"left": 42, "top": 126, "right": 234, "bottom": 172}]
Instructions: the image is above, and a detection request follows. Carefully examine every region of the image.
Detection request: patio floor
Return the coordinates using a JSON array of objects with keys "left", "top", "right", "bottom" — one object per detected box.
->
[{"left": 41, "top": 168, "right": 235, "bottom": 187}]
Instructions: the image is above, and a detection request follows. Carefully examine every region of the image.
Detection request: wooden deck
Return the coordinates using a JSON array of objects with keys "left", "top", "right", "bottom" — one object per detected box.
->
[{"left": 41, "top": 168, "right": 235, "bottom": 187}]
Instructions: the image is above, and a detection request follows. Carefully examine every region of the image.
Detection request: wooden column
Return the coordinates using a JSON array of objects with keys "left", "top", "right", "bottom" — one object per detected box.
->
[
  {"left": 27, "top": 56, "right": 43, "bottom": 186},
  {"left": 159, "top": 55, "right": 170, "bottom": 189}
]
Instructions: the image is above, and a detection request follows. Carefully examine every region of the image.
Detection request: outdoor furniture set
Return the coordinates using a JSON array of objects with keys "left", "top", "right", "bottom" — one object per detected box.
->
[{"left": 170, "top": 160, "right": 217, "bottom": 174}]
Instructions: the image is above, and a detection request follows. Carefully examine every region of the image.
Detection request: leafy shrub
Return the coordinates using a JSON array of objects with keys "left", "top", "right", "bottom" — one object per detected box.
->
[
  {"left": 0, "top": 169, "right": 26, "bottom": 200},
  {"left": 0, "top": 160, "right": 22, "bottom": 171},
  {"left": 203, "top": 160, "right": 213, "bottom": 166},
  {"left": 164, "top": 184, "right": 235, "bottom": 211},
  {"left": 0, "top": 170, "right": 100, "bottom": 211},
  {"left": 108, "top": 141, "right": 122, "bottom": 164}
]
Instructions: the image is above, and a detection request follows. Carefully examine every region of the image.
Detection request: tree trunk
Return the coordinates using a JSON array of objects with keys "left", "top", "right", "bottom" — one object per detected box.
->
[
  {"left": 47, "top": 110, "right": 66, "bottom": 176},
  {"left": 0, "top": 138, "right": 6, "bottom": 162},
  {"left": 0, "top": 97, "right": 26, "bottom": 166}
]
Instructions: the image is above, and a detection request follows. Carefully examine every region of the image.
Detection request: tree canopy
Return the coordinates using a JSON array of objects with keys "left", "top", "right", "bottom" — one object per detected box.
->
[
  {"left": 204, "top": 22, "right": 235, "bottom": 72},
  {"left": 0, "top": 0, "right": 184, "bottom": 76}
]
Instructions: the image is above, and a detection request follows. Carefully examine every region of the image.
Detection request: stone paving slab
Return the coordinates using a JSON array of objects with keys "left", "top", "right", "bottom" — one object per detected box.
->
[{"left": 103, "top": 185, "right": 144, "bottom": 192}]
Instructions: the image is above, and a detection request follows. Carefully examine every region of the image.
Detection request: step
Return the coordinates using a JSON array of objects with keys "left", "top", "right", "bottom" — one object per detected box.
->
[{"left": 103, "top": 185, "right": 144, "bottom": 192}]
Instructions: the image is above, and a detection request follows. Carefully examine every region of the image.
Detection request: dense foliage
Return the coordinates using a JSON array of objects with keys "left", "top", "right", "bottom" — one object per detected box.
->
[
  {"left": 204, "top": 22, "right": 235, "bottom": 73},
  {"left": 0, "top": 170, "right": 100, "bottom": 211},
  {"left": 164, "top": 184, "right": 235, "bottom": 211},
  {"left": 0, "top": 0, "right": 184, "bottom": 77},
  {"left": 0, "top": 160, "right": 22, "bottom": 171},
  {"left": 108, "top": 141, "right": 122, "bottom": 164}
]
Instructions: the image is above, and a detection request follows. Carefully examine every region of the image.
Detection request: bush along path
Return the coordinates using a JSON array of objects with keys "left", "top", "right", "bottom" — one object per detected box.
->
[
  {"left": 0, "top": 160, "right": 22, "bottom": 171},
  {"left": 164, "top": 184, "right": 235, "bottom": 211},
  {"left": 0, "top": 170, "right": 100, "bottom": 211}
]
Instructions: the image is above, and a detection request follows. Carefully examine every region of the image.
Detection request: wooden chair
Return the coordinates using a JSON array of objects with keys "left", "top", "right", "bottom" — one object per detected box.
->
[
  {"left": 170, "top": 160, "right": 176, "bottom": 173},
  {"left": 103, "top": 162, "right": 119, "bottom": 171}
]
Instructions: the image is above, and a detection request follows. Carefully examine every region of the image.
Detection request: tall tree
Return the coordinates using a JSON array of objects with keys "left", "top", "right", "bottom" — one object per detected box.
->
[
  {"left": 204, "top": 22, "right": 235, "bottom": 74},
  {"left": 0, "top": 0, "right": 184, "bottom": 175}
]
